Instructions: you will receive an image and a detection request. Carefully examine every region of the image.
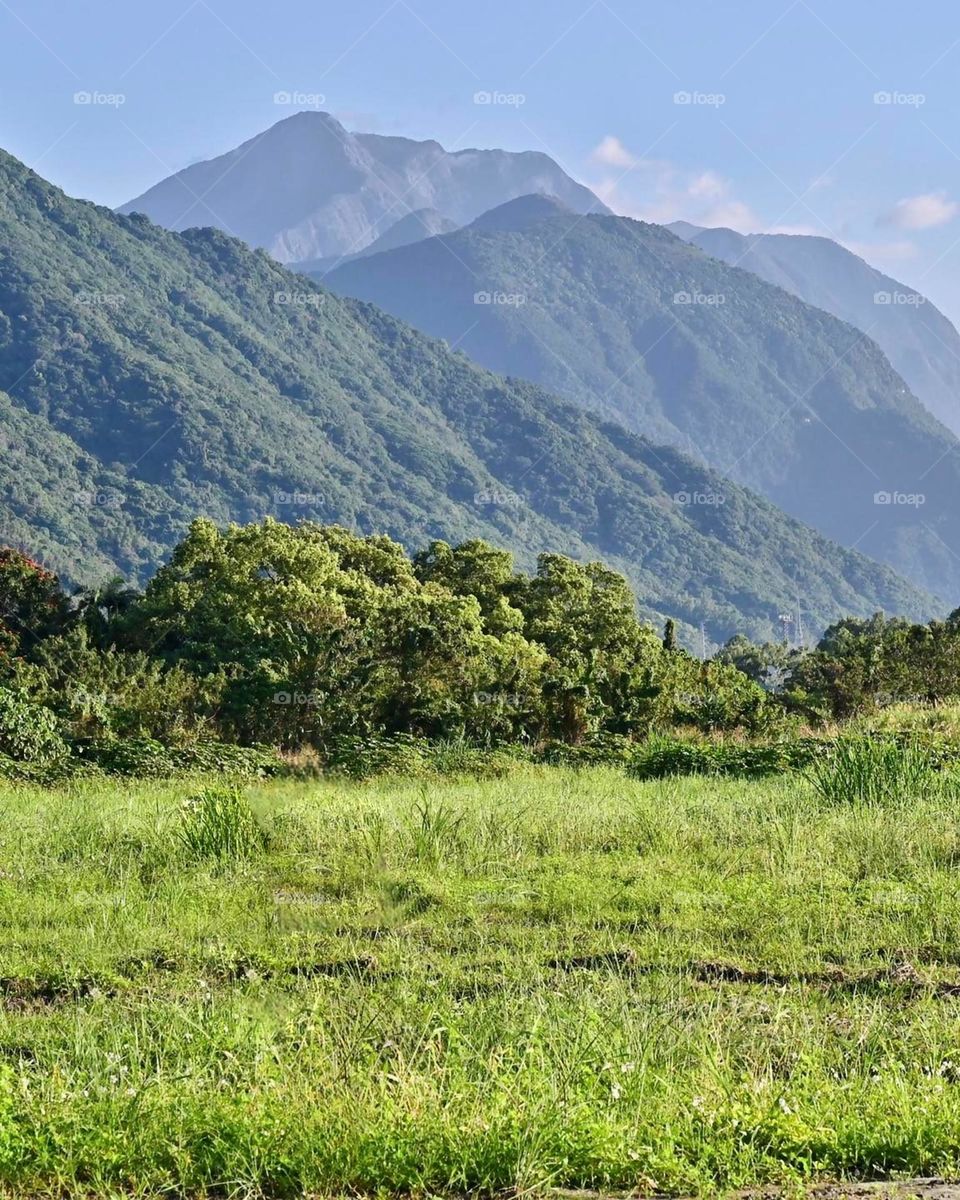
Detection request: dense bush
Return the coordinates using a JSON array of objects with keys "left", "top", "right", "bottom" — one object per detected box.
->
[
  {"left": 320, "top": 734, "right": 525, "bottom": 781},
  {"left": 77, "top": 738, "right": 282, "bottom": 779},
  {"left": 627, "top": 735, "right": 826, "bottom": 780},
  {"left": 0, "top": 686, "right": 68, "bottom": 764},
  {"left": 0, "top": 520, "right": 771, "bottom": 767}
]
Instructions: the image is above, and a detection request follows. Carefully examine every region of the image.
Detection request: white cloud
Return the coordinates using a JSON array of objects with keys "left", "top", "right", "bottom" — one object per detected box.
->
[
  {"left": 590, "top": 135, "right": 638, "bottom": 169},
  {"left": 588, "top": 146, "right": 763, "bottom": 233},
  {"left": 880, "top": 191, "right": 958, "bottom": 230},
  {"left": 584, "top": 137, "right": 840, "bottom": 238}
]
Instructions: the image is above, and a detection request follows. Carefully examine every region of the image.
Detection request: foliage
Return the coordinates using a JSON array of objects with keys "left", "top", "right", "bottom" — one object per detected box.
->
[
  {"left": 79, "top": 738, "right": 282, "bottom": 778},
  {"left": 320, "top": 734, "right": 526, "bottom": 780},
  {"left": 782, "top": 610, "right": 960, "bottom": 719},
  {"left": 0, "top": 686, "right": 67, "bottom": 764},
  {"left": 0, "top": 549, "right": 68, "bottom": 662},
  {"left": 627, "top": 734, "right": 825, "bottom": 780}
]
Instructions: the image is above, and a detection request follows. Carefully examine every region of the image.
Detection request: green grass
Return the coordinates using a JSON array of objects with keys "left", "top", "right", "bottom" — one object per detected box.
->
[{"left": 3, "top": 765, "right": 960, "bottom": 1196}]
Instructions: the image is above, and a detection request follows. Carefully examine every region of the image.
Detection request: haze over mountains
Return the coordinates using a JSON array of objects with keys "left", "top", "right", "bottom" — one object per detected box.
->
[
  {"left": 324, "top": 196, "right": 960, "bottom": 604},
  {"left": 119, "top": 111, "right": 609, "bottom": 265},
  {"left": 669, "top": 222, "right": 960, "bottom": 439},
  {"left": 0, "top": 145, "right": 933, "bottom": 646}
]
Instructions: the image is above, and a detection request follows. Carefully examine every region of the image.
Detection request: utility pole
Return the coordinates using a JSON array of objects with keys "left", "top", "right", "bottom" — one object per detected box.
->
[{"left": 700, "top": 622, "right": 708, "bottom": 660}]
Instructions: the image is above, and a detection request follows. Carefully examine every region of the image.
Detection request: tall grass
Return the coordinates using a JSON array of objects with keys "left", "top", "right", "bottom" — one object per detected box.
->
[
  {"left": 807, "top": 735, "right": 950, "bottom": 807},
  {"left": 177, "top": 784, "right": 267, "bottom": 861},
  {"left": 3, "top": 766, "right": 960, "bottom": 1195}
]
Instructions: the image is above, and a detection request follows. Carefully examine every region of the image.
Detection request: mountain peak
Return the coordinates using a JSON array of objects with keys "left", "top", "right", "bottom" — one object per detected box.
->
[
  {"left": 119, "top": 119, "right": 609, "bottom": 265},
  {"left": 468, "top": 193, "right": 576, "bottom": 232}
]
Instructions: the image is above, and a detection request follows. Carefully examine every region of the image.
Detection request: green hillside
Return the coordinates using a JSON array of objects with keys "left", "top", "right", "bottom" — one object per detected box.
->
[
  {"left": 325, "top": 197, "right": 960, "bottom": 603},
  {"left": 0, "top": 149, "right": 936, "bottom": 644}
]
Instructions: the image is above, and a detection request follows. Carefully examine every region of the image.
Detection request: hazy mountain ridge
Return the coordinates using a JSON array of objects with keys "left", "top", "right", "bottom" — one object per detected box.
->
[
  {"left": 670, "top": 221, "right": 960, "bottom": 438},
  {"left": 119, "top": 112, "right": 610, "bottom": 264},
  {"left": 324, "top": 200, "right": 960, "bottom": 602}
]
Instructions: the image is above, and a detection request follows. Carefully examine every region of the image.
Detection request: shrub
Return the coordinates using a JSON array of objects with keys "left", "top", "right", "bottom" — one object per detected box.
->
[
  {"left": 320, "top": 734, "right": 526, "bottom": 780},
  {"left": 627, "top": 735, "right": 825, "bottom": 780},
  {"left": 78, "top": 737, "right": 281, "bottom": 778},
  {"left": 0, "top": 687, "right": 68, "bottom": 764}
]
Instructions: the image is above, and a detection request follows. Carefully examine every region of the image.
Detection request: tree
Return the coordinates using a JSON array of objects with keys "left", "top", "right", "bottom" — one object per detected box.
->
[{"left": 0, "top": 549, "right": 69, "bottom": 665}]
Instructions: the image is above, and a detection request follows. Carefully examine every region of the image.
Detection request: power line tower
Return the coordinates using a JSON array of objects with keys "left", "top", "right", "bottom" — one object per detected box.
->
[{"left": 778, "top": 612, "right": 794, "bottom": 647}]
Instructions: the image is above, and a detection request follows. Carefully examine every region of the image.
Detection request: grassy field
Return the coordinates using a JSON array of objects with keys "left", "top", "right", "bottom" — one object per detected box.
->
[{"left": 3, "top": 765, "right": 960, "bottom": 1197}]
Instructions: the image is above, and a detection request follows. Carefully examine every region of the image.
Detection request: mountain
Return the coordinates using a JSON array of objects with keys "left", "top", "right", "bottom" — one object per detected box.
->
[
  {"left": 0, "top": 148, "right": 933, "bottom": 644},
  {"left": 118, "top": 112, "right": 609, "bottom": 265},
  {"left": 296, "top": 208, "right": 460, "bottom": 276},
  {"left": 668, "top": 222, "right": 960, "bottom": 438},
  {"left": 324, "top": 199, "right": 960, "bottom": 604}
]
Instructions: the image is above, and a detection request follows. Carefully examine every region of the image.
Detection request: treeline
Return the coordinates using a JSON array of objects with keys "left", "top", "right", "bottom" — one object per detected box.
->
[
  {"left": 0, "top": 520, "right": 764, "bottom": 765},
  {"left": 2, "top": 519, "right": 959, "bottom": 771},
  {"left": 719, "top": 610, "right": 960, "bottom": 720}
]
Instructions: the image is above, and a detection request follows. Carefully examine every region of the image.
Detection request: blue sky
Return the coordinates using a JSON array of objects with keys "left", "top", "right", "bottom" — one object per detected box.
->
[{"left": 4, "top": 0, "right": 960, "bottom": 319}]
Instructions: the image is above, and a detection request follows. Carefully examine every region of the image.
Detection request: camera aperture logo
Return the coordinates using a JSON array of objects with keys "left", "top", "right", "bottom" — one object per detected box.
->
[
  {"left": 75, "top": 291, "right": 125, "bottom": 308},
  {"left": 874, "top": 90, "right": 925, "bottom": 107},
  {"left": 272, "top": 691, "right": 322, "bottom": 706},
  {"left": 274, "top": 489, "right": 325, "bottom": 507},
  {"left": 874, "top": 290, "right": 925, "bottom": 307},
  {"left": 74, "top": 91, "right": 125, "bottom": 107},
  {"left": 73, "top": 489, "right": 123, "bottom": 509},
  {"left": 674, "top": 90, "right": 725, "bottom": 107},
  {"left": 474, "top": 487, "right": 523, "bottom": 508}
]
